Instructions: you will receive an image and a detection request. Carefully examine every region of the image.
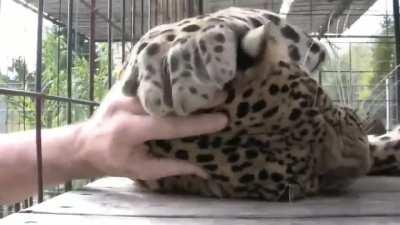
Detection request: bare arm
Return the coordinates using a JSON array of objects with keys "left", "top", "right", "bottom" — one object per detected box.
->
[
  {"left": 0, "top": 124, "right": 88, "bottom": 204},
  {"left": 0, "top": 83, "right": 227, "bottom": 204}
]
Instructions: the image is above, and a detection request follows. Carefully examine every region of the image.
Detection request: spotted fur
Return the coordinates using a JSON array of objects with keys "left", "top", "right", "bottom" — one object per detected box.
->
[
  {"left": 111, "top": 7, "right": 398, "bottom": 201},
  {"left": 120, "top": 7, "right": 326, "bottom": 116},
  {"left": 368, "top": 127, "right": 400, "bottom": 176}
]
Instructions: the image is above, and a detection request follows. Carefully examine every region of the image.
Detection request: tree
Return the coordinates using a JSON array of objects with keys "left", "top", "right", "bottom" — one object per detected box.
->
[
  {"left": 5, "top": 24, "right": 110, "bottom": 129},
  {"left": 358, "top": 15, "right": 395, "bottom": 124},
  {"left": 322, "top": 43, "right": 373, "bottom": 111},
  {"left": 371, "top": 16, "right": 395, "bottom": 84}
]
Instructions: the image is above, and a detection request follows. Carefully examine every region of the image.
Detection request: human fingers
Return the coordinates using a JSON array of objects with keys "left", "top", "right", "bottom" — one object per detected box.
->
[{"left": 136, "top": 113, "right": 228, "bottom": 141}]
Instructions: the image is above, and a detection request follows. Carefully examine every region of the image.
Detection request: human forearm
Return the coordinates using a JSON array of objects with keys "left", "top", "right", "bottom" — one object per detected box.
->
[
  {"left": 0, "top": 94, "right": 227, "bottom": 205},
  {"left": 0, "top": 123, "right": 98, "bottom": 204}
]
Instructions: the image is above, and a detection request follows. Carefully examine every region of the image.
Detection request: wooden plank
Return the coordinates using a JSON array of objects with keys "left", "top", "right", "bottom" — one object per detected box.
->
[
  {"left": 3, "top": 213, "right": 400, "bottom": 225},
  {"left": 348, "top": 176, "right": 400, "bottom": 192},
  {"left": 18, "top": 177, "right": 400, "bottom": 218}
]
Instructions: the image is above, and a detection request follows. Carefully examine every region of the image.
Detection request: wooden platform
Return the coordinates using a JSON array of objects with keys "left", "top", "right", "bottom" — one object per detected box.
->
[{"left": 2, "top": 176, "right": 400, "bottom": 224}]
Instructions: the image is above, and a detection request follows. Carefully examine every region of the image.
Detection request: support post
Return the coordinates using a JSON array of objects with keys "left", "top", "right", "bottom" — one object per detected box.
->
[
  {"left": 89, "top": 0, "right": 96, "bottom": 115},
  {"left": 35, "top": 0, "right": 44, "bottom": 203},
  {"left": 198, "top": 0, "right": 203, "bottom": 15},
  {"left": 108, "top": 0, "right": 113, "bottom": 89},
  {"left": 122, "top": 0, "right": 126, "bottom": 62},
  {"left": 148, "top": 0, "right": 152, "bottom": 29},
  {"left": 141, "top": 0, "right": 144, "bottom": 35},
  {"left": 394, "top": 0, "right": 400, "bottom": 122},
  {"left": 65, "top": 0, "right": 74, "bottom": 191}
]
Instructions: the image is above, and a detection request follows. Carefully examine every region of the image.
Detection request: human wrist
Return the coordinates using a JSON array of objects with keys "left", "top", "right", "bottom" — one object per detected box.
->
[{"left": 64, "top": 122, "right": 104, "bottom": 180}]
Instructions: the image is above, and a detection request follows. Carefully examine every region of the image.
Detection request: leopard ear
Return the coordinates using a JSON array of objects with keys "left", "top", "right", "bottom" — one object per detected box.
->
[
  {"left": 237, "top": 22, "right": 278, "bottom": 71},
  {"left": 241, "top": 22, "right": 275, "bottom": 59}
]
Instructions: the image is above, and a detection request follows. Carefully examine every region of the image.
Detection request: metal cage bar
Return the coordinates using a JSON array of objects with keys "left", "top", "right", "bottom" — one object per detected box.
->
[
  {"left": 148, "top": 0, "right": 152, "bottom": 29},
  {"left": 198, "top": 0, "right": 203, "bottom": 15},
  {"left": 2, "top": 0, "right": 400, "bottom": 218},
  {"left": 122, "top": 0, "right": 126, "bottom": 62},
  {"left": 141, "top": 0, "right": 144, "bottom": 36},
  {"left": 0, "top": 89, "right": 99, "bottom": 106},
  {"left": 56, "top": 0, "right": 62, "bottom": 127},
  {"left": 35, "top": 0, "right": 44, "bottom": 203},
  {"left": 107, "top": 0, "right": 113, "bottom": 89},
  {"left": 131, "top": 0, "right": 135, "bottom": 44},
  {"left": 89, "top": 0, "right": 96, "bottom": 115},
  {"left": 65, "top": 0, "right": 74, "bottom": 192},
  {"left": 394, "top": 0, "right": 400, "bottom": 122}
]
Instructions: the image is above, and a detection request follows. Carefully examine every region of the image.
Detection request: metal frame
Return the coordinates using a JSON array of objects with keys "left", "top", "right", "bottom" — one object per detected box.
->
[
  {"left": 107, "top": 0, "right": 113, "bottom": 89},
  {"left": 0, "top": 0, "right": 399, "bottom": 217},
  {"left": 34, "top": 0, "right": 44, "bottom": 203},
  {"left": 89, "top": 0, "right": 96, "bottom": 115},
  {"left": 64, "top": 0, "right": 74, "bottom": 192},
  {"left": 394, "top": 0, "right": 400, "bottom": 121}
]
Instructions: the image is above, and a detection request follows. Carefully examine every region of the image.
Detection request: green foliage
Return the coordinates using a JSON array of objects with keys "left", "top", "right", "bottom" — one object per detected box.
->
[
  {"left": 359, "top": 16, "right": 396, "bottom": 121},
  {"left": 322, "top": 15, "right": 395, "bottom": 121},
  {"left": 371, "top": 16, "right": 395, "bottom": 82},
  {"left": 323, "top": 44, "right": 373, "bottom": 110},
  {"left": 5, "top": 25, "right": 110, "bottom": 129}
]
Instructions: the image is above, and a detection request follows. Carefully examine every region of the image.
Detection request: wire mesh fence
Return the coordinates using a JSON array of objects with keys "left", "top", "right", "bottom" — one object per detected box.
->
[{"left": 0, "top": 0, "right": 399, "bottom": 219}]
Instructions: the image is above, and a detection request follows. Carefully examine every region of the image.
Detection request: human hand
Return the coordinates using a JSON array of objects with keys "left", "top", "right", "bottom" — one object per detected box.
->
[{"left": 74, "top": 82, "right": 228, "bottom": 180}]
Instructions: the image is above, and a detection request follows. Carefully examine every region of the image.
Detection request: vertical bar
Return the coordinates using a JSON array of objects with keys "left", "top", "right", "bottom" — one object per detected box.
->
[
  {"left": 394, "top": 0, "right": 400, "bottom": 122},
  {"left": 148, "top": 0, "right": 152, "bottom": 29},
  {"left": 18, "top": 59, "right": 26, "bottom": 212},
  {"left": 181, "top": 0, "right": 186, "bottom": 19},
  {"left": 175, "top": 0, "right": 178, "bottom": 21},
  {"left": 349, "top": 42, "right": 352, "bottom": 105},
  {"left": 318, "top": 70, "right": 322, "bottom": 85},
  {"left": 386, "top": 78, "right": 391, "bottom": 130},
  {"left": 22, "top": 59, "right": 26, "bottom": 129},
  {"left": 35, "top": 0, "right": 44, "bottom": 203},
  {"left": 183, "top": 0, "right": 186, "bottom": 18},
  {"left": 161, "top": 0, "right": 165, "bottom": 23},
  {"left": 89, "top": 0, "right": 96, "bottom": 115},
  {"left": 166, "top": 0, "right": 170, "bottom": 23},
  {"left": 131, "top": 0, "right": 136, "bottom": 44},
  {"left": 122, "top": 0, "right": 126, "bottom": 62},
  {"left": 271, "top": 0, "right": 274, "bottom": 12},
  {"left": 141, "top": 0, "right": 144, "bottom": 35},
  {"left": 57, "top": 0, "right": 61, "bottom": 127},
  {"left": 187, "top": 0, "right": 193, "bottom": 17},
  {"left": 155, "top": 0, "right": 158, "bottom": 26},
  {"left": 309, "top": 0, "right": 313, "bottom": 33},
  {"left": 198, "top": 0, "right": 203, "bottom": 15},
  {"left": 65, "top": 0, "right": 74, "bottom": 192},
  {"left": 108, "top": 0, "right": 113, "bottom": 89}
]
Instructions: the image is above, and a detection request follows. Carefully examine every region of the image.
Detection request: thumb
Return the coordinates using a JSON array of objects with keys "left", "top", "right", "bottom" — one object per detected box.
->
[{"left": 139, "top": 158, "right": 209, "bottom": 180}]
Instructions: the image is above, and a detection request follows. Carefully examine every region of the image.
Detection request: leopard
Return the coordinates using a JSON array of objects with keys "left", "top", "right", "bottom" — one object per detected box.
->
[
  {"left": 112, "top": 7, "right": 400, "bottom": 201},
  {"left": 368, "top": 127, "right": 400, "bottom": 176}
]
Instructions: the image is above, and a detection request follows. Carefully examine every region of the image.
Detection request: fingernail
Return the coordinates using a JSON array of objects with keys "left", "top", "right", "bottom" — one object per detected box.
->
[
  {"left": 197, "top": 169, "right": 210, "bottom": 180},
  {"left": 214, "top": 113, "right": 229, "bottom": 129}
]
